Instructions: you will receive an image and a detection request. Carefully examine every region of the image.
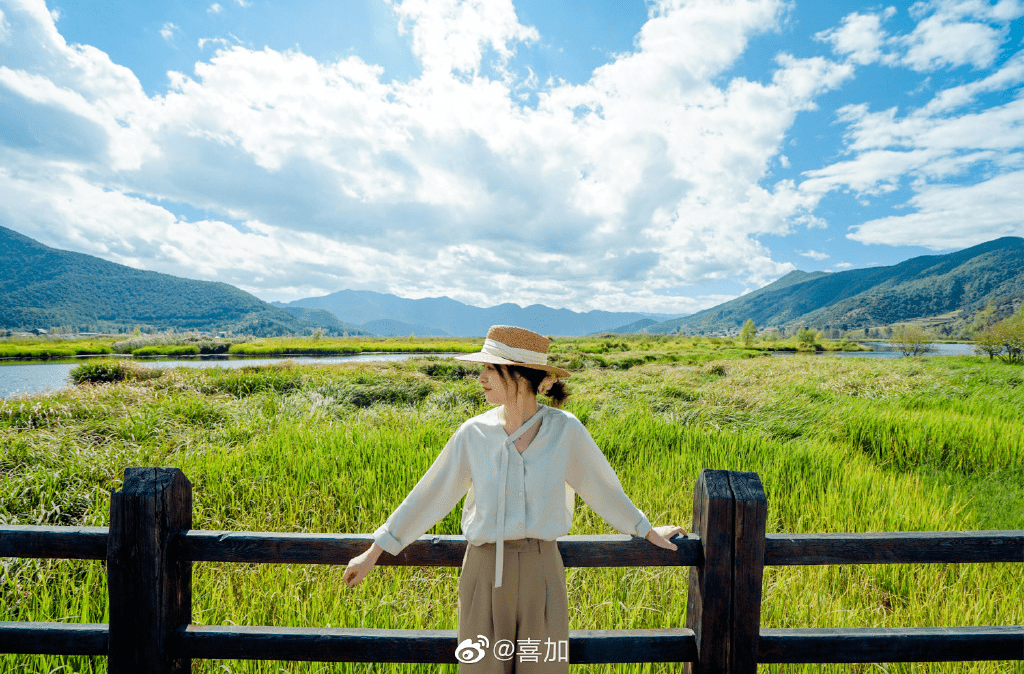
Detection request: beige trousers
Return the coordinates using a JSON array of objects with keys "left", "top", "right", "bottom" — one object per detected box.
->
[{"left": 457, "top": 538, "right": 570, "bottom": 674}]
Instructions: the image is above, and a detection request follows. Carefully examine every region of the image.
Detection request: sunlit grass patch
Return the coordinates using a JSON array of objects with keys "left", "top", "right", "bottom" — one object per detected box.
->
[{"left": 2, "top": 353, "right": 1022, "bottom": 673}]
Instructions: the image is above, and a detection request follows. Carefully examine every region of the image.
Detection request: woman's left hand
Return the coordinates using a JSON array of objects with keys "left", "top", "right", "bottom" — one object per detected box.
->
[{"left": 645, "top": 525, "right": 687, "bottom": 551}]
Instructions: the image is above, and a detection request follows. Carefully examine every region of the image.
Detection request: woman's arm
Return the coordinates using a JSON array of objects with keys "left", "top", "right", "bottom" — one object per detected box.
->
[
  {"left": 645, "top": 525, "right": 687, "bottom": 550},
  {"left": 371, "top": 432, "right": 471, "bottom": 555},
  {"left": 565, "top": 420, "right": 654, "bottom": 538},
  {"left": 344, "top": 542, "right": 384, "bottom": 588},
  {"left": 566, "top": 418, "right": 687, "bottom": 545},
  {"left": 346, "top": 428, "right": 471, "bottom": 588}
]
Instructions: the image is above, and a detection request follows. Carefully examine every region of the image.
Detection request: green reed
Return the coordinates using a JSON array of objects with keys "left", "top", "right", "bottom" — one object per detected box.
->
[{"left": 1, "top": 353, "right": 1021, "bottom": 673}]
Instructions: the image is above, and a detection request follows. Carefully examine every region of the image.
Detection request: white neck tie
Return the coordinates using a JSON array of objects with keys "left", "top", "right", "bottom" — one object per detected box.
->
[{"left": 493, "top": 408, "right": 545, "bottom": 589}]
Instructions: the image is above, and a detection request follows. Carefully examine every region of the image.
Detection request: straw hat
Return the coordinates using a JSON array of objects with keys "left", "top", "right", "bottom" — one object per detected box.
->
[{"left": 455, "top": 325, "right": 571, "bottom": 378}]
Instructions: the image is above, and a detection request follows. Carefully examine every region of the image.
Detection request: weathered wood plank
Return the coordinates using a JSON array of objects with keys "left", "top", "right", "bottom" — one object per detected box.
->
[
  {"left": 570, "top": 629, "right": 698, "bottom": 663},
  {"left": 5, "top": 525, "right": 1015, "bottom": 568},
  {"left": 0, "top": 621, "right": 108, "bottom": 655},
  {"left": 729, "top": 471, "right": 768, "bottom": 674},
  {"left": 765, "top": 531, "right": 1024, "bottom": 565},
  {"left": 107, "top": 467, "right": 193, "bottom": 674},
  {"left": 178, "top": 626, "right": 697, "bottom": 663},
  {"left": 686, "top": 469, "right": 734, "bottom": 674},
  {"left": 758, "top": 626, "right": 1024, "bottom": 662},
  {"left": 180, "top": 532, "right": 701, "bottom": 567},
  {"left": 0, "top": 525, "right": 107, "bottom": 560}
]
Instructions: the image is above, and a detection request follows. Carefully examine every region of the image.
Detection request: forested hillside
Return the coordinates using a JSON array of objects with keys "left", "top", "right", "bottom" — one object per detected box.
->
[
  {"left": 644, "top": 237, "right": 1024, "bottom": 334},
  {"left": 0, "top": 226, "right": 333, "bottom": 335}
]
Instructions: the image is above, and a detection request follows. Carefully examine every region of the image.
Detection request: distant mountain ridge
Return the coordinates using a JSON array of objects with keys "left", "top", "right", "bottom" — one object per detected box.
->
[
  {"left": 0, "top": 225, "right": 685, "bottom": 336},
  {"left": 0, "top": 225, "right": 335, "bottom": 335},
  {"left": 283, "top": 289, "right": 683, "bottom": 337},
  {"left": 641, "top": 237, "right": 1024, "bottom": 334}
]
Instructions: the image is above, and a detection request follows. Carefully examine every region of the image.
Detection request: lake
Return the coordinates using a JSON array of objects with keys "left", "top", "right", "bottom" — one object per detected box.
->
[
  {"left": 0, "top": 353, "right": 462, "bottom": 400},
  {"left": 0, "top": 343, "right": 980, "bottom": 399},
  {"left": 776, "top": 342, "right": 978, "bottom": 358}
]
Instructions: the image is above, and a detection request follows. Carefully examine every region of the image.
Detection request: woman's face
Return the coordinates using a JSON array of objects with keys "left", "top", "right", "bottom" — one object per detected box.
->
[{"left": 478, "top": 363, "right": 515, "bottom": 406}]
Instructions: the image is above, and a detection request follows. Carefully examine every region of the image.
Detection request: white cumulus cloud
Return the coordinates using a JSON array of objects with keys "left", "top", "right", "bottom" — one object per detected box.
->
[
  {"left": 0, "top": 0, "right": 1018, "bottom": 312},
  {"left": 815, "top": 7, "right": 897, "bottom": 66},
  {"left": 848, "top": 171, "right": 1024, "bottom": 249}
]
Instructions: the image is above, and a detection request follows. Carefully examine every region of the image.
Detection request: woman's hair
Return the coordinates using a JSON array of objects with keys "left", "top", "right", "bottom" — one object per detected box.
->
[{"left": 493, "top": 364, "right": 570, "bottom": 408}]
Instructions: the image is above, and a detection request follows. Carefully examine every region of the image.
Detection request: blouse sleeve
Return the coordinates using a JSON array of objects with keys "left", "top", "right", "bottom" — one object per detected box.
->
[
  {"left": 372, "top": 426, "right": 472, "bottom": 556},
  {"left": 565, "top": 418, "right": 653, "bottom": 540}
]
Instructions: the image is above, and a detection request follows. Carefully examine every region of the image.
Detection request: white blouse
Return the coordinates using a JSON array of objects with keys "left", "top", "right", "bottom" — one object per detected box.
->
[{"left": 372, "top": 403, "right": 654, "bottom": 588}]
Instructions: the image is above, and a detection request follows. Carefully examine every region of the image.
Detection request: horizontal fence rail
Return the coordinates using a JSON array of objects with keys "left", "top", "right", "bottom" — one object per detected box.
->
[
  {"left": 758, "top": 626, "right": 1024, "bottom": 663},
  {"left": 6, "top": 527, "right": 1022, "bottom": 566},
  {"left": 4, "top": 621, "right": 1019, "bottom": 665},
  {"left": 0, "top": 525, "right": 108, "bottom": 560},
  {"left": 0, "top": 621, "right": 108, "bottom": 656},
  {"left": 764, "top": 531, "right": 1024, "bottom": 565},
  {"left": 178, "top": 626, "right": 699, "bottom": 664},
  {"left": 1, "top": 467, "right": 1022, "bottom": 672}
]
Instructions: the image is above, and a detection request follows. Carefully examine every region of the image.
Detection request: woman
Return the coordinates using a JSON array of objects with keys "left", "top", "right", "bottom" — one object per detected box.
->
[{"left": 343, "top": 326, "right": 686, "bottom": 673}]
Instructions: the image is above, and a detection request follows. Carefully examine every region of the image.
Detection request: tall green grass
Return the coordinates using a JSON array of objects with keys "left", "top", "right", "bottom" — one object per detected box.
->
[
  {"left": 227, "top": 337, "right": 483, "bottom": 356},
  {"left": 0, "top": 340, "right": 114, "bottom": 359},
  {"left": 1, "top": 355, "right": 1021, "bottom": 673}
]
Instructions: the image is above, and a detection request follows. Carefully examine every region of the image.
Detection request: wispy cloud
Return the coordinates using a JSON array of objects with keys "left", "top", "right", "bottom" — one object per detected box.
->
[
  {"left": 799, "top": 249, "right": 830, "bottom": 260},
  {"left": 802, "top": 2, "right": 1024, "bottom": 250},
  {"left": 160, "top": 22, "right": 178, "bottom": 42},
  {"left": 208, "top": 4, "right": 223, "bottom": 15},
  {"left": 198, "top": 37, "right": 231, "bottom": 50}
]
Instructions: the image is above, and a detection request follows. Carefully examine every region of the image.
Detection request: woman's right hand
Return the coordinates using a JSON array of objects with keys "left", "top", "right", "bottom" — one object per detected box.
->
[{"left": 344, "top": 544, "right": 380, "bottom": 588}]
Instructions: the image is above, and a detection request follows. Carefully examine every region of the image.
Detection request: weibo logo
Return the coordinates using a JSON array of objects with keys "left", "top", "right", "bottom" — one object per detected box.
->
[{"left": 455, "top": 635, "right": 490, "bottom": 663}]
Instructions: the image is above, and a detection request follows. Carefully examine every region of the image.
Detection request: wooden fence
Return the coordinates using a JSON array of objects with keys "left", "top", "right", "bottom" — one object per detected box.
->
[{"left": 1, "top": 467, "right": 1022, "bottom": 672}]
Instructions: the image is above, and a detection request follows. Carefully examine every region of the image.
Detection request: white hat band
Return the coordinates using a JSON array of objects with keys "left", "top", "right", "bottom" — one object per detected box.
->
[{"left": 482, "top": 338, "right": 548, "bottom": 366}]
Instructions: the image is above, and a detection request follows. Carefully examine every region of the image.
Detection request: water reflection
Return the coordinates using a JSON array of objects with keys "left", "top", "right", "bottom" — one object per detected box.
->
[
  {"left": 772, "top": 342, "right": 976, "bottom": 358},
  {"left": 0, "top": 353, "right": 461, "bottom": 400}
]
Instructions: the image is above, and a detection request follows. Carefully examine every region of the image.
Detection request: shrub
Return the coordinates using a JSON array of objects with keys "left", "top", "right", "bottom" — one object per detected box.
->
[
  {"left": 338, "top": 381, "right": 433, "bottom": 407},
  {"left": 990, "top": 312, "right": 1024, "bottom": 364},
  {"left": 890, "top": 325, "right": 934, "bottom": 357},
  {"left": 974, "top": 324, "right": 1005, "bottom": 360},
  {"left": 418, "top": 362, "right": 479, "bottom": 380},
  {"left": 69, "top": 359, "right": 161, "bottom": 385},
  {"left": 701, "top": 363, "right": 727, "bottom": 377},
  {"left": 133, "top": 345, "right": 201, "bottom": 357},
  {"left": 212, "top": 366, "right": 305, "bottom": 397},
  {"left": 796, "top": 328, "right": 819, "bottom": 347},
  {"left": 740, "top": 319, "right": 758, "bottom": 347}
]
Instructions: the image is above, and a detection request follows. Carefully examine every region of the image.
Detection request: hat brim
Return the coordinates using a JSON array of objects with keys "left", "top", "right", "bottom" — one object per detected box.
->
[{"left": 454, "top": 352, "right": 572, "bottom": 378}]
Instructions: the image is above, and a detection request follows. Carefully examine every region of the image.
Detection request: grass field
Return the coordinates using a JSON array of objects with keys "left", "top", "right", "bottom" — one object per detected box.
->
[
  {"left": 0, "top": 335, "right": 485, "bottom": 359},
  {"left": 1, "top": 345, "right": 1022, "bottom": 673},
  {"left": 0, "top": 332, "right": 868, "bottom": 361}
]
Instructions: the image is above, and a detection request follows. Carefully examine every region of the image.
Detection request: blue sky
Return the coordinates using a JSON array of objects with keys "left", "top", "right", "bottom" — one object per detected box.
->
[{"left": 0, "top": 0, "right": 1021, "bottom": 314}]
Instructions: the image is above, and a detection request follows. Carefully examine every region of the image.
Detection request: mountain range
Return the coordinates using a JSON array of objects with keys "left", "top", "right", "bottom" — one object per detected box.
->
[
  {"left": 2, "top": 224, "right": 1021, "bottom": 337},
  {"left": 278, "top": 290, "right": 680, "bottom": 337},
  {"left": 0, "top": 225, "right": 680, "bottom": 336},
  {"left": 0, "top": 225, "right": 362, "bottom": 336},
  {"left": 637, "top": 236, "right": 1024, "bottom": 335}
]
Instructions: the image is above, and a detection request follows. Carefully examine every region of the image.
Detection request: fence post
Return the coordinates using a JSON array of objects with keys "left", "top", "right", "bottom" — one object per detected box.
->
[
  {"left": 107, "top": 467, "right": 192, "bottom": 673},
  {"left": 728, "top": 471, "right": 767, "bottom": 674},
  {"left": 686, "top": 469, "right": 734, "bottom": 674}
]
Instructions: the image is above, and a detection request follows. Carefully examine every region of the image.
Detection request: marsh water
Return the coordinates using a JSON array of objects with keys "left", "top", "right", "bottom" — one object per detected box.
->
[
  {"left": 781, "top": 342, "right": 977, "bottom": 358},
  {"left": 0, "top": 353, "right": 463, "bottom": 400},
  {"left": 0, "top": 343, "right": 979, "bottom": 399}
]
